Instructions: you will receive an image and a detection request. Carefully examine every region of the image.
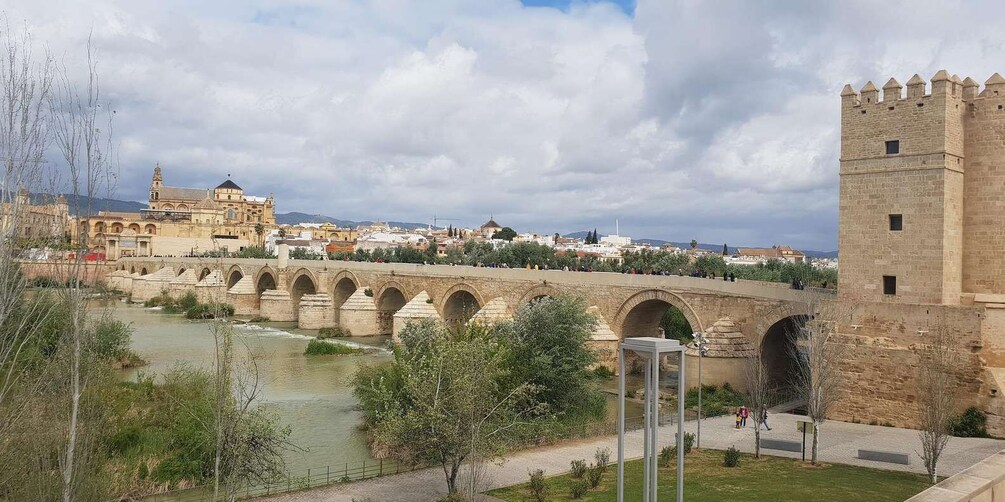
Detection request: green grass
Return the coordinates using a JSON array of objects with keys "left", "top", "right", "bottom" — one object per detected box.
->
[
  {"left": 304, "top": 339, "right": 364, "bottom": 356},
  {"left": 488, "top": 449, "right": 931, "bottom": 501}
]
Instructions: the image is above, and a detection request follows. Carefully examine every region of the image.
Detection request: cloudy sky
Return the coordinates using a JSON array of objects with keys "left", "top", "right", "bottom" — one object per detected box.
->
[{"left": 6, "top": 0, "right": 1005, "bottom": 250}]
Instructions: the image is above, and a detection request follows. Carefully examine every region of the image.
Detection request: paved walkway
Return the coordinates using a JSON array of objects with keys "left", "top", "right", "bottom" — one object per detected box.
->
[{"left": 264, "top": 414, "right": 1005, "bottom": 501}]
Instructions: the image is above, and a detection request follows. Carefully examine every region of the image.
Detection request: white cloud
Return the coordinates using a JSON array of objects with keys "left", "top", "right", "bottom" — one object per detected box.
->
[{"left": 5, "top": 0, "right": 1005, "bottom": 250}]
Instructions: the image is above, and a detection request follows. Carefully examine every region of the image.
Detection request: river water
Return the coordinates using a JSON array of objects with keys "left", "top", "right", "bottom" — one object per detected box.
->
[
  {"left": 108, "top": 302, "right": 645, "bottom": 478},
  {"left": 110, "top": 302, "right": 391, "bottom": 474}
]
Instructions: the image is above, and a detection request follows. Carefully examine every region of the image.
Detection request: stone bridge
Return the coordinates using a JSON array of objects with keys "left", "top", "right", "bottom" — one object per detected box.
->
[{"left": 109, "top": 253, "right": 832, "bottom": 387}]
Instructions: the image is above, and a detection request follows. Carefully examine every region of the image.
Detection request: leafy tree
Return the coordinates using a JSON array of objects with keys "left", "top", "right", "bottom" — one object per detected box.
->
[
  {"left": 234, "top": 245, "right": 275, "bottom": 259},
  {"left": 694, "top": 254, "right": 727, "bottom": 276},
  {"left": 498, "top": 296, "right": 604, "bottom": 419},
  {"left": 659, "top": 308, "right": 693, "bottom": 344},
  {"left": 722, "top": 243, "right": 728, "bottom": 256},
  {"left": 254, "top": 223, "right": 265, "bottom": 247},
  {"left": 492, "top": 227, "right": 518, "bottom": 241},
  {"left": 690, "top": 239, "right": 698, "bottom": 250},
  {"left": 353, "top": 321, "right": 536, "bottom": 495},
  {"left": 277, "top": 228, "right": 286, "bottom": 238}
]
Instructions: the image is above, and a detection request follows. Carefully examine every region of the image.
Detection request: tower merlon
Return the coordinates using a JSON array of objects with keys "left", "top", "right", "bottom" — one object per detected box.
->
[
  {"left": 906, "top": 74, "right": 926, "bottom": 99},
  {"left": 860, "top": 81, "right": 879, "bottom": 104},
  {"left": 882, "top": 77, "right": 902, "bottom": 102},
  {"left": 963, "top": 77, "right": 979, "bottom": 100},
  {"left": 983, "top": 72, "right": 1005, "bottom": 97},
  {"left": 931, "top": 69, "right": 951, "bottom": 95}
]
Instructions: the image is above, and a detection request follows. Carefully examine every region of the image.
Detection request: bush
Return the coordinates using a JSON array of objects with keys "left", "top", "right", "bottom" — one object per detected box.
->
[
  {"left": 177, "top": 292, "right": 199, "bottom": 310},
  {"left": 249, "top": 315, "right": 270, "bottom": 323},
  {"left": 658, "top": 433, "right": 694, "bottom": 466},
  {"left": 570, "top": 480, "right": 589, "bottom": 499},
  {"left": 723, "top": 446, "right": 740, "bottom": 468},
  {"left": 93, "top": 316, "right": 132, "bottom": 361},
  {"left": 703, "top": 401, "right": 727, "bottom": 417},
  {"left": 570, "top": 459, "right": 587, "bottom": 478},
  {"left": 364, "top": 288, "right": 374, "bottom": 297},
  {"left": 304, "top": 339, "right": 363, "bottom": 356},
  {"left": 185, "top": 303, "right": 235, "bottom": 319},
  {"left": 586, "top": 464, "right": 603, "bottom": 488},
  {"left": 950, "top": 407, "right": 988, "bottom": 438},
  {"left": 591, "top": 365, "right": 615, "bottom": 379},
  {"left": 319, "top": 326, "right": 352, "bottom": 338},
  {"left": 528, "top": 469, "right": 547, "bottom": 502},
  {"left": 594, "top": 447, "right": 610, "bottom": 472}
]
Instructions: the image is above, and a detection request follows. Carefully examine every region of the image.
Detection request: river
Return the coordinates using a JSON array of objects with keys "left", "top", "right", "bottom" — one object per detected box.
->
[{"left": 111, "top": 302, "right": 390, "bottom": 474}]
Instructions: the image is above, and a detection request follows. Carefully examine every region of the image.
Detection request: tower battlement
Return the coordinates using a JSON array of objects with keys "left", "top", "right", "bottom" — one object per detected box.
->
[{"left": 841, "top": 71, "right": 1005, "bottom": 105}]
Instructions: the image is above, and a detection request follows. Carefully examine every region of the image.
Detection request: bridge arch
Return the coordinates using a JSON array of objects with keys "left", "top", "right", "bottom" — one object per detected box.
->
[
  {"left": 614, "top": 289, "right": 702, "bottom": 340},
  {"left": 289, "top": 268, "right": 319, "bottom": 306},
  {"left": 440, "top": 283, "right": 484, "bottom": 326},
  {"left": 226, "top": 265, "right": 245, "bottom": 289},
  {"left": 760, "top": 314, "right": 809, "bottom": 392},
  {"left": 376, "top": 281, "right": 409, "bottom": 335},
  {"left": 331, "top": 271, "right": 359, "bottom": 317},
  {"left": 517, "top": 284, "right": 561, "bottom": 307},
  {"left": 255, "top": 267, "right": 278, "bottom": 295},
  {"left": 177, "top": 267, "right": 187, "bottom": 276},
  {"left": 140, "top": 267, "right": 148, "bottom": 275},
  {"left": 199, "top": 267, "right": 212, "bottom": 281}
]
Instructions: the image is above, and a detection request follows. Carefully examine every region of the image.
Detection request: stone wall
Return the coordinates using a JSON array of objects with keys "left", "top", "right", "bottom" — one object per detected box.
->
[
  {"left": 906, "top": 449, "right": 1005, "bottom": 502},
  {"left": 260, "top": 290, "right": 295, "bottom": 322},
  {"left": 299, "top": 294, "right": 335, "bottom": 329},
  {"left": 963, "top": 85, "right": 1005, "bottom": 295}
]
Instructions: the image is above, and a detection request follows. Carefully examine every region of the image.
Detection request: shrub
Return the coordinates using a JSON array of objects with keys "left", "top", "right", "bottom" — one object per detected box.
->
[
  {"left": 682, "top": 432, "right": 695, "bottom": 455},
  {"left": 94, "top": 316, "right": 132, "bottom": 361},
  {"left": 591, "top": 365, "right": 615, "bottom": 379},
  {"left": 703, "top": 402, "right": 726, "bottom": 417},
  {"left": 304, "top": 339, "right": 363, "bottom": 356},
  {"left": 185, "top": 303, "right": 235, "bottom": 319},
  {"left": 594, "top": 447, "right": 610, "bottom": 472},
  {"left": 319, "top": 326, "right": 351, "bottom": 338},
  {"left": 950, "top": 407, "right": 988, "bottom": 438},
  {"left": 528, "top": 469, "right": 547, "bottom": 502},
  {"left": 249, "top": 315, "right": 270, "bottom": 323},
  {"left": 570, "top": 480, "right": 588, "bottom": 499},
  {"left": 177, "top": 292, "right": 199, "bottom": 310},
  {"left": 723, "top": 446, "right": 740, "bottom": 468},
  {"left": 570, "top": 459, "right": 587, "bottom": 478},
  {"left": 586, "top": 464, "right": 603, "bottom": 488},
  {"left": 364, "top": 288, "right": 374, "bottom": 297}
]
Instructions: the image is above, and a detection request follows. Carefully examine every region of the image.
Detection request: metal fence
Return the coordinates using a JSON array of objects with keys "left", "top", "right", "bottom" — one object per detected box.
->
[{"left": 142, "top": 415, "right": 652, "bottom": 501}]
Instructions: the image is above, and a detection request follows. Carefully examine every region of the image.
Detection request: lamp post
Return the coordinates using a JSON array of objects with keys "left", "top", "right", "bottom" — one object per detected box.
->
[
  {"left": 618, "top": 337, "right": 685, "bottom": 502},
  {"left": 694, "top": 332, "right": 709, "bottom": 449}
]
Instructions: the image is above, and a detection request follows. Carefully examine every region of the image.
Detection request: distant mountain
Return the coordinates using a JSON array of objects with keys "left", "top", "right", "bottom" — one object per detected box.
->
[
  {"left": 58, "top": 195, "right": 146, "bottom": 216},
  {"left": 276, "top": 212, "right": 431, "bottom": 230},
  {"left": 564, "top": 232, "right": 837, "bottom": 259}
]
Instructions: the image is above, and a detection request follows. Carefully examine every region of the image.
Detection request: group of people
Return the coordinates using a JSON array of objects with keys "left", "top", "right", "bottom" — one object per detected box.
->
[{"left": 734, "top": 405, "right": 771, "bottom": 431}]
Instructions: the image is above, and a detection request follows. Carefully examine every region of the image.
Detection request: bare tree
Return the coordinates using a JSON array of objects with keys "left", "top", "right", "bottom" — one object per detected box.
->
[
  {"left": 792, "top": 304, "right": 846, "bottom": 465},
  {"left": 48, "top": 35, "right": 115, "bottom": 500},
  {"left": 743, "top": 344, "right": 770, "bottom": 459},
  {"left": 916, "top": 324, "right": 960, "bottom": 484},
  {"left": 0, "top": 17, "right": 57, "bottom": 438}
]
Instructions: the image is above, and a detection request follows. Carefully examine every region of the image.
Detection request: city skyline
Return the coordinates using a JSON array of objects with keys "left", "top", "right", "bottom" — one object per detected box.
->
[{"left": 8, "top": 0, "right": 1005, "bottom": 250}]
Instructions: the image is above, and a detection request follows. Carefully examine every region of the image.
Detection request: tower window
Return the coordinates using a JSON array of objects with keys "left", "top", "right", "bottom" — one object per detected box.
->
[
  {"left": 885, "top": 140, "right": 900, "bottom": 155},
  {"left": 883, "top": 276, "right": 897, "bottom": 295},
  {"left": 889, "top": 214, "right": 903, "bottom": 231}
]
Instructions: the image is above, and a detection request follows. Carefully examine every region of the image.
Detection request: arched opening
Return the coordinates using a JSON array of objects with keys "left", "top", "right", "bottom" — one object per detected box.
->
[
  {"left": 177, "top": 268, "right": 187, "bottom": 276},
  {"left": 144, "top": 224, "right": 157, "bottom": 235},
  {"left": 111, "top": 222, "right": 124, "bottom": 233},
  {"left": 227, "top": 270, "right": 244, "bottom": 289},
  {"left": 140, "top": 267, "right": 148, "bottom": 275},
  {"left": 443, "top": 290, "right": 481, "bottom": 326},
  {"left": 620, "top": 298, "right": 695, "bottom": 374},
  {"left": 94, "top": 221, "right": 105, "bottom": 233},
  {"left": 199, "top": 268, "right": 211, "bottom": 281},
  {"left": 332, "top": 277, "right": 358, "bottom": 324},
  {"left": 761, "top": 315, "right": 807, "bottom": 393},
  {"left": 290, "top": 274, "right": 317, "bottom": 307},
  {"left": 128, "top": 223, "right": 141, "bottom": 233},
  {"left": 377, "top": 287, "right": 407, "bottom": 335},
  {"left": 257, "top": 272, "right": 277, "bottom": 295},
  {"left": 130, "top": 266, "right": 135, "bottom": 274}
]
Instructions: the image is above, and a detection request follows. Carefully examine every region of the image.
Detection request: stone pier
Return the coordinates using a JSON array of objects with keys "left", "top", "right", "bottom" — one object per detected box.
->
[
  {"left": 260, "top": 290, "right": 295, "bottom": 322},
  {"left": 393, "top": 291, "right": 441, "bottom": 341},
  {"left": 226, "top": 276, "right": 258, "bottom": 316},
  {"left": 341, "top": 288, "right": 379, "bottom": 336},
  {"left": 298, "top": 294, "right": 335, "bottom": 330}
]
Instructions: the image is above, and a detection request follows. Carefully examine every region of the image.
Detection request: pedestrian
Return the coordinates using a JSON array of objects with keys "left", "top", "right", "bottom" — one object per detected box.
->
[
  {"left": 740, "top": 405, "right": 749, "bottom": 427},
  {"left": 761, "top": 409, "right": 771, "bottom": 431},
  {"left": 735, "top": 410, "right": 742, "bottom": 429}
]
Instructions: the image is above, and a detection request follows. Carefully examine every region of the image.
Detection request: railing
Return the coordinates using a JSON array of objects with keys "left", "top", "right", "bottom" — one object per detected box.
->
[{"left": 143, "top": 415, "right": 651, "bottom": 501}]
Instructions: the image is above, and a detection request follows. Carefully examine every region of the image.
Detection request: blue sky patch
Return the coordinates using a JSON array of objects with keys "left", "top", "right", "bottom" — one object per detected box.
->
[{"left": 520, "top": 0, "right": 635, "bottom": 16}]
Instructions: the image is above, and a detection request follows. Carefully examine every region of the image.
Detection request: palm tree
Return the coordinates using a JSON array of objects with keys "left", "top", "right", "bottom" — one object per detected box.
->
[{"left": 254, "top": 223, "right": 265, "bottom": 247}]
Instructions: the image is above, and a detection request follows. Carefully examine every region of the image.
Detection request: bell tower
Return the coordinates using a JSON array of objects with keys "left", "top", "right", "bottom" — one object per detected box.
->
[{"left": 150, "top": 163, "right": 163, "bottom": 208}]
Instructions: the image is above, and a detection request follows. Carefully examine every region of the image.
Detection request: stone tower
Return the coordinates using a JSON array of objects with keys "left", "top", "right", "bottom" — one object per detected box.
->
[
  {"left": 149, "top": 164, "right": 163, "bottom": 207},
  {"left": 839, "top": 70, "right": 1005, "bottom": 305}
]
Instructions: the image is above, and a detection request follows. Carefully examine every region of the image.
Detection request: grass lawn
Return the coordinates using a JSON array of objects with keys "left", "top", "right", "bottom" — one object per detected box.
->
[{"left": 488, "top": 449, "right": 931, "bottom": 501}]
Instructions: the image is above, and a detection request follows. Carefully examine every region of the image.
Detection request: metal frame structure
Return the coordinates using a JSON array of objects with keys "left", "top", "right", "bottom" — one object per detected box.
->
[{"left": 618, "top": 337, "right": 685, "bottom": 502}]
